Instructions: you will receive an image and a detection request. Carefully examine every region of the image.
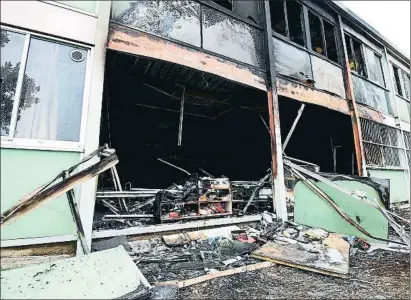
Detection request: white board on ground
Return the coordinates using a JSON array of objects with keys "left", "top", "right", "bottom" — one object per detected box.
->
[{"left": 0, "top": 246, "right": 143, "bottom": 299}]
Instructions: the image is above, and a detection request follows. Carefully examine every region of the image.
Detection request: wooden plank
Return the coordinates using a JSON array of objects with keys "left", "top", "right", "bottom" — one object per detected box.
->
[
  {"left": 152, "top": 262, "right": 274, "bottom": 288},
  {"left": 107, "top": 24, "right": 267, "bottom": 91},
  {"left": 92, "top": 215, "right": 262, "bottom": 239}
]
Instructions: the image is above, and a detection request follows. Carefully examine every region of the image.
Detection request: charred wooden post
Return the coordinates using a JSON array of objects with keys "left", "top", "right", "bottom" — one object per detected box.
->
[{"left": 262, "top": 0, "right": 288, "bottom": 221}]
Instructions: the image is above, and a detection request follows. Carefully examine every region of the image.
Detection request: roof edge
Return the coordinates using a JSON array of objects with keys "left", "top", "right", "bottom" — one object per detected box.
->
[{"left": 326, "top": 1, "right": 410, "bottom": 67}]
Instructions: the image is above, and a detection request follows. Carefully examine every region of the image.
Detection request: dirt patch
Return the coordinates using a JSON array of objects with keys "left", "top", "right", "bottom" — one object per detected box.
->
[{"left": 178, "top": 250, "right": 410, "bottom": 299}]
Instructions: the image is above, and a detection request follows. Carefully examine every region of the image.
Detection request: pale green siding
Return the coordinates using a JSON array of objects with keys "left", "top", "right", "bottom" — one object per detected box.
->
[
  {"left": 1, "top": 149, "right": 80, "bottom": 240},
  {"left": 368, "top": 169, "right": 410, "bottom": 203},
  {"left": 294, "top": 180, "right": 388, "bottom": 243}
]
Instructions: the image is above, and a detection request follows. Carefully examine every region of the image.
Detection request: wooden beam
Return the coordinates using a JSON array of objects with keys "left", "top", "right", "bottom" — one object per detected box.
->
[
  {"left": 107, "top": 23, "right": 267, "bottom": 91},
  {"left": 152, "top": 262, "right": 274, "bottom": 288}
]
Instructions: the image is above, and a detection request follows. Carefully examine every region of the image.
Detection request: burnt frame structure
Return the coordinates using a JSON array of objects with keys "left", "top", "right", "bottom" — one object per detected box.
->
[{"left": 104, "top": 0, "right": 410, "bottom": 221}]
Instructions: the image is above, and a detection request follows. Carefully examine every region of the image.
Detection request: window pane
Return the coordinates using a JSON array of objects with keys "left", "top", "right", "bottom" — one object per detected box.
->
[
  {"left": 15, "top": 38, "right": 87, "bottom": 142},
  {"left": 364, "top": 47, "right": 385, "bottom": 86},
  {"left": 401, "top": 71, "right": 410, "bottom": 99},
  {"left": 56, "top": 1, "right": 97, "bottom": 13},
  {"left": 286, "top": 1, "right": 304, "bottom": 46},
  {"left": 270, "top": 0, "right": 286, "bottom": 36},
  {"left": 392, "top": 65, "right": 403, "bottom": 96},
  {"left": 0, "top": 29, "right": 26, "bottom": 136},
  {"left": 352, "top": 38, "right": 367, "bottom": 77},
  {"left": 210, "top": 0, "right": 232, "bottom": 10},
  {"left": 323, "top": 20, "right": 338, "bottom": 63},
  {"left": 345, "top": 34, "right": 354, "bottom": 70},
  {"left": 309, "top": 12, "right": 324, "bottom": 55}
]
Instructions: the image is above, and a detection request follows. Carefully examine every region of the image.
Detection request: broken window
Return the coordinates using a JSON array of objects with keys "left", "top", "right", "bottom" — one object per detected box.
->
[
  {"left": 270, "top": 0, "right": 287, "bottom": 37},
  {"left": 308, "top": 11, "right": 338, "bottom": 63},
  {"left": 323, "top": 20, "right": 338, "bottom": 63},
  {"left": 286, "top": 0, "right": 305, "bottom": 47},
  {"left": 345, "top": 34, "right": 367, "bottom": 77},
  {"left": 210, "top": 0, "right": 232, "bottom": 11},
  {"left": 360, "top": 118, "right": 406, "bottom": 168},
  {"left": 309, "top": 12, "right": 323, "bottom": 55},
  {"left": 392, "top": 65, "right": 403, "bottom": 96},
  {"left": 270, "top": 0, "right": 305, "bottom": 47}
]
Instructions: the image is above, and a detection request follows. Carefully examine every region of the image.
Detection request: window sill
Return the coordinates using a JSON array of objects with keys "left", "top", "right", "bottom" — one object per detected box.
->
[
  {"left": 41, "top": 1, "right": 98, "bottom": 18},
  {"left": 395, "top": 93, "right": 410, "bottom": 103},
  {"left": 1, "top": 138, "right": 84, "bottom": 152},
  {"left": 351, "top": 72, "right": 389, "bottom": 92}
]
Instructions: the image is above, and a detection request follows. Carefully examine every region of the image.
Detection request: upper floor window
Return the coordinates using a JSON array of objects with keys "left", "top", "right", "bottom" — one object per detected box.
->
[
  {"left": 271, "top": 0, "right": 305, "bottom": 47},
  {"left": 1, "top": 28, "right": 88, "bottom": 142},
  {"left": 345, "top": 33, "right": 367, "bottom": 77},
  {"left": 307, "top": 11, "right": 338, "bottom": 63},
  {"left": 209, "top": 0, "right": 232, "bottom": 11},
  {"left": 392, "top": 64, "right": 410, "bottom": 100},
  {"left": 55, "top": 1, "right": 97, "bottom": 14},
  {"left": 209, "top": 0, "right": 260, "bottom": 25}
]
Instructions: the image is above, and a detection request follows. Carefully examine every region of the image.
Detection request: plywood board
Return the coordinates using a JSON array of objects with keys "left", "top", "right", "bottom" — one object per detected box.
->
[{"left": 251, "top": 234, "right": 349, "bottom": 278}]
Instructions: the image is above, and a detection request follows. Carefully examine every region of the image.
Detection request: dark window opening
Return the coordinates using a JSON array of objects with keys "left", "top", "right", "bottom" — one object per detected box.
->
[
  {"left": 323, "top": 20, "right": 338, "bottom": 63},
  {"left": 345, "top": 33, "right": 354, "bottom": 67},
  {"left": 345, "top": 34, "right": 367, "bottom": 77},
  {"left": 393, "top": 65, "right": 403, "bottom": 96},
  {"left": 210, "top": 0, "right": 232, "bottom": 11},
  {"left": 286, "top": 1, "right": 305, "bottom": 47},
  {"left": 270, "top": 0, "right": 287, "bottom": 36},
  {"left": 309, "top": 12, "right": 324, "bottom": 55},
  {"left": 279, "top": 98, "right": 357, "bottom": 176}
]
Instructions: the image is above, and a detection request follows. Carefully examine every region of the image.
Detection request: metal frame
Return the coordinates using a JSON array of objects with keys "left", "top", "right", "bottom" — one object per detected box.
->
[{"left": 0, "top": 25, "right": 93, "bottom": 152}]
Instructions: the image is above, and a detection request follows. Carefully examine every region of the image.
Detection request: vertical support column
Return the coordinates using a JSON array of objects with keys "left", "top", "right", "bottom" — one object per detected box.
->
[
  {"left": 77, "top": 1, "right": 112, "bottom": 254},
  {"left": 336, "top": 15, "right": 367, "bottom": 176},
  {"left": 262, "top": 1, "right": 287, "bottom": 221}
]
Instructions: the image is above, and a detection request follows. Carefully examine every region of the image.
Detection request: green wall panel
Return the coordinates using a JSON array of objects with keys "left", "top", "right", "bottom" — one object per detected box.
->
[
  {"left": 368, "top": 169, "right": 410, "bottom": 203},
  {"left": 294, "top": 180, "right": 388, "bottom": 243},
  {"left": 1, "top": 149, "right": 80, "bottom": 240}
]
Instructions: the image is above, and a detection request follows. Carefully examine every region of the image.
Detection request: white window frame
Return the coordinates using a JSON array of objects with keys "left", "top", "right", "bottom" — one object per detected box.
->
[
  {"left": 41, "top": 1, "right": 99, "bottom": 17},
  {"left": 0, "top": 25, "right": 93, "bottom": 153}
]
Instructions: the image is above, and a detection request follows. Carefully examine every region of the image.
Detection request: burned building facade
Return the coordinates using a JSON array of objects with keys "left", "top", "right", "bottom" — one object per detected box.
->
[{"left": 1, "top": 1, "right": 410, "bottom": 253}]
